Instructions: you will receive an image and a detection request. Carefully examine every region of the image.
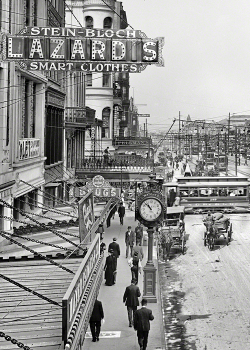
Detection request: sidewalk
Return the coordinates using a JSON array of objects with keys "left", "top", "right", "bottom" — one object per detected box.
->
[{"left": 83, "top": 207, "right": 165, "bottom": 350}]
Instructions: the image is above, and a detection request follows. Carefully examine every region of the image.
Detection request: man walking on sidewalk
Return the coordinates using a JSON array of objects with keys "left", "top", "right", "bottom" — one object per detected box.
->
[
  {"left": 108, "top": 237, "right": 120, "bottom": 259},
  {"left": 135, "top": 222, "right": 144, "bottom": 246},
  {"left": 123, "top": 279, "right": 141, "bottom": 327},
  {"left": 134, "top": 298, "right": 154, "bottom": 350},
  {"left": 89, "top": 298, "right": 104, "bottom": 342},
  {"left": 125, "top": 226, "right": 135, "bottom": 258},
  {"left": 118, "top": 202, "right": 125, "bottom": 225}
]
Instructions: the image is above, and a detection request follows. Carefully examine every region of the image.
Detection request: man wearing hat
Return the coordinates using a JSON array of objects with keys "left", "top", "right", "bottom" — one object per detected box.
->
[
  {"left": 123, "top": 279, "right": 141, "bottom": 327},
  {"left": 108, "top": 237, "right": 120, "bottom": 259},
  {"left": 108, "top": 238, "right": 120, "bottom": 284}
]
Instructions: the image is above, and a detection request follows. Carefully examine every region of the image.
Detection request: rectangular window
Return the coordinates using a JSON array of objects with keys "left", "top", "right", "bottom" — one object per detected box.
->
[
  {"left": 103, "top": 73, "right": 110, "bottom": 87},
  {"left": 86, "top": 73, "right": 92, "bottom": 87}
]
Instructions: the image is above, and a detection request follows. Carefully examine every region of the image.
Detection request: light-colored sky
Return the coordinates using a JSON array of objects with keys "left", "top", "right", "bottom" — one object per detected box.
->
[{"left": 124, "top": 0, "right": 250, "bottom": 132}]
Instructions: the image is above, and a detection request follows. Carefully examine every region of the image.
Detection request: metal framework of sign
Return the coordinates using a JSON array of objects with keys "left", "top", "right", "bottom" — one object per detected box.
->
[
  {"left": 2, "top": 27, "right": 164, "bottom": 72},
  {"left": 137, "top": 114, "right": 150, "bottom": 118}
]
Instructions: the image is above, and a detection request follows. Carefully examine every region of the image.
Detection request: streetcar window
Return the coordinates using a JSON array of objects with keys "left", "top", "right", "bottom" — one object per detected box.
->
[
  {"left": 200, "top": 188, "right": 211, "bottom": 196},
  {"left": 189, "top": 189, "right": 198, "bottom": 197},
  {"left": 237, "top": 187, "right": 246, "bottom": 196},
  {"left": 210, "top": 188, "right": 218, "bottom": 196},
  {"left": 180, "top": 189, "right": 189, "bottom": 197},
  {"left": 229, "top": 188, "right": 237, "bottom": 196},
  {"left": 219, "top": 188, "right": 228, "bottom": 196}
]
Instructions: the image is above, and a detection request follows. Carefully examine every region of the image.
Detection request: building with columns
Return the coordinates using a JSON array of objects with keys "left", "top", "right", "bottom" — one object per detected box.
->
[{"left": 66, "top": 0, "right": 130, "bottom": 160}]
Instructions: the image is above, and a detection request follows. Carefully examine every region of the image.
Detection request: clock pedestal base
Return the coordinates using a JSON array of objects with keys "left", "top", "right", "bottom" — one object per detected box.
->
[
  {"left": 143, "top": 263, "right": 157, "bottom": 303},
  {"left": 143, "top": 227, "right": 157, "bottom": 303}
]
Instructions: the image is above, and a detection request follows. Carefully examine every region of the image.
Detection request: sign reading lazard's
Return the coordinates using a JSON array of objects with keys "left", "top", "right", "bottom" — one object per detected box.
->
[{"left": 4, "top": 27, "right": 164, "bottom": 72}]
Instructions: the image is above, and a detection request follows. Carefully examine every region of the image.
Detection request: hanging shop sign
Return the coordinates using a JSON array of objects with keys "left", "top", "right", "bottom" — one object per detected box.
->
[
  {"left": 3, "top": 27, "right": 164, "bottom": 72},
  {"left": 75, "top": 176, "right": 120, "bottom": 198},
  {"left": 19, "top": 138, "right": 40, "bottom": 160},
  {"left": 78, "top": 191, "right": 95, "bottom": 242}
]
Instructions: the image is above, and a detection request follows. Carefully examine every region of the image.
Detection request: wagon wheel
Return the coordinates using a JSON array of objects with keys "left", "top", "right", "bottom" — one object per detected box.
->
[
  {"left": 131, "top": 201, "right": 135, "bottom": 211},
  {"left": 227, "top": 223, "right": 233, "bottom": 244},
  {"left": 181, "top": 237, "right": 185, "bottom": 254},
  {"left": 204, "top": 231, "right": 207, "bottom": 246}
]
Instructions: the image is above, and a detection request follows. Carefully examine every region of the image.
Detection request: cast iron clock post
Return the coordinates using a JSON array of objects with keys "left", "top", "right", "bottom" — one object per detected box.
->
[{"left": 135, "top": 175, "right": 166, "bottom": 302}]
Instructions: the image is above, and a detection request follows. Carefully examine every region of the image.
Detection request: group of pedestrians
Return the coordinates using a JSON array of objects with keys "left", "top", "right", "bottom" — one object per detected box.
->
[{"left": 91, "top": 212, "right": 154, "bottom": 350}]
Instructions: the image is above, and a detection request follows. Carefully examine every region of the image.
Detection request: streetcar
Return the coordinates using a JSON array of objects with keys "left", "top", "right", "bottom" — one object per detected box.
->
[
  {"left": 213, "top": 154, "right": 227, "bottom": 172},
  {"left": 202, "top": 150, "right": 215, "bottom": 166},
  {"left": 163, "top": 175, "right": 250, "bottom": 213}
]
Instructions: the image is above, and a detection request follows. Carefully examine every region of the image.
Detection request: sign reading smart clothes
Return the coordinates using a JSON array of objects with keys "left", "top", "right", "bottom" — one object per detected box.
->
[{"left": 3, "top": 27, "right": 164, "bottom": 72}]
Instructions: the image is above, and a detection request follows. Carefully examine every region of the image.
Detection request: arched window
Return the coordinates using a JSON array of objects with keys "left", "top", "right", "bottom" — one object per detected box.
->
[
  {"left": 102, "top": 107, "right": 110, "bottom": 138},
  {"left": 85, "top": 16, "right": 93, "bottom": 28},
  {"left": 104, "top": 17, "right": 112, "bottom": 28}
]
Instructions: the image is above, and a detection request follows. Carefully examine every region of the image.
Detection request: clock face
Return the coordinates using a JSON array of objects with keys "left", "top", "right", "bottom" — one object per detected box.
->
[{"left": 139, "top": 198, "right": 162, "bottom": 221}]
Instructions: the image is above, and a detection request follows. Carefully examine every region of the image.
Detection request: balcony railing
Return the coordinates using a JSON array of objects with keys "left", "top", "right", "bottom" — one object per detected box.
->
[
  {"left": 84, "top": 0, "right": 115, "bottom": 7},
  {"left": 19, "top": 138, "right": 40, "bottom": 161},
  {"left": 113, "top": 136, "right": 151, "bottom": 147},
  {"left": 75, "top": 155, "right": 154, "bottom": 170}
]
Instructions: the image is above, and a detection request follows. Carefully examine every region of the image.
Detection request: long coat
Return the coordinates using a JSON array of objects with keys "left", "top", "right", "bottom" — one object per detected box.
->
[
  {"left": 104, "top": 255, "right": 116, "bottom": 286},
  {"left": 134, "top": 307, "right": 154, "bottom": 331},
  {"left": 123, "top": 284, "right": 141, "bottom": 307},
  {"left": 118, "top": 205, "right": 125, "bottom": 217},
  {"left": 108, "top": 241, "right": 120, "bottom": 258},
  {"left": 89, "top": 300, "right": 104, "bottom": 322}
]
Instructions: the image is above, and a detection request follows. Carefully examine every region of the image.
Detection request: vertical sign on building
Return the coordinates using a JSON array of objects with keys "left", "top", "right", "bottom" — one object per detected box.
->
[
  {"left": 91, "top": 126, "right": 95, "bottom": 158},
  {"left": 113, "top": 105, "right": 120, "bottom": 137}
]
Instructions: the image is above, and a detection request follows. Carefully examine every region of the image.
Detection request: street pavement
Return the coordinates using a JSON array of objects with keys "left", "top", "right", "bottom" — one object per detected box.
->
[{"left": 83, "top": 207, "right": 166, "bottom": 350}]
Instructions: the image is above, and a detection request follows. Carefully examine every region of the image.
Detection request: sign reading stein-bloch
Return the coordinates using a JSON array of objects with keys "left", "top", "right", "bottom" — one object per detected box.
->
[{"left": 3, "top": 27, "right": 164, "bottom": 72}]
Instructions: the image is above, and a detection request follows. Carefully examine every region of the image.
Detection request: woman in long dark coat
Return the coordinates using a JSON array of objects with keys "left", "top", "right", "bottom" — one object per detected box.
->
[
  {"left": 104, "top": 250, "right": 116, "bottom": 286},
  {"left": 130, "top": 251, "right": 140, "bottom": 284}
]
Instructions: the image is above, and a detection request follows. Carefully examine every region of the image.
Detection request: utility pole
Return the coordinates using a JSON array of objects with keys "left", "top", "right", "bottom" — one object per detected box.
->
[
  {"left": 178, "top": 111, "right": 181, "bottom": 155},
  {"left": 217, "top": 131, "right": 220, "bottom": 170},
  {"left": 228, "top": 113, "right": 230, "bottom": 153},
  {"left": 235, "top": 126, "right": 238, "bottom": 176}
]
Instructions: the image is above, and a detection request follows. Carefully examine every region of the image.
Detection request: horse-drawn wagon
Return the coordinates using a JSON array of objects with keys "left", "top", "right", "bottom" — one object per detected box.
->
[
  {"left": 203, "top": 212, "right": 232, "bottom": 250},
  {"left": 158, "top": 206, "right": 186, "bottom": 260}
]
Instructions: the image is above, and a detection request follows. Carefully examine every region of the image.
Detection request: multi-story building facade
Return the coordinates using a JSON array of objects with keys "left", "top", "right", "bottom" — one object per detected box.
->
[
  {"left": 0, "top": 1, "right": 48, "bottom": 238},
  {"left": 66, "top": 0, "right": 130, "bottom": 160}
]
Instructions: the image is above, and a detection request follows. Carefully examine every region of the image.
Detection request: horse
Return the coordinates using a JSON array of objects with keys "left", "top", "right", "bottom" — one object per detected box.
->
[
  {"left": 204, "top": 221, "right": 216, "bottom": 250},
  {"left": 159, "top": 229, "right": 173, "bottom": 261}
]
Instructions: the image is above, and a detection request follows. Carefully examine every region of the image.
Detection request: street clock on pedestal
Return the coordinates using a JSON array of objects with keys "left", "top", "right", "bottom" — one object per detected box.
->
[{"left": 136, "top": 192, "right": 166, "bottom": 227}]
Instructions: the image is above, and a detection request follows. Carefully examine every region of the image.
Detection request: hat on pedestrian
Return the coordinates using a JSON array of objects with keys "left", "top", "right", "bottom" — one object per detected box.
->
[
  {"left": 131, "top": 278, "right": 137, "bottom": 284},
  {"left": 109, "top": 248, "right": 114, "bottom": 253},
  {"left": 113, "top": 237, "right": 117, "bottom": 241}
]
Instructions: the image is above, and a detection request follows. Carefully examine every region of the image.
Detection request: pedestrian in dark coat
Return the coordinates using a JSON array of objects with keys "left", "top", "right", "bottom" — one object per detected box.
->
[
  {"left": 135, "top": 222, "right": 144, "bottom": 246},
  {"left": 108, "top": 239, "right": 120, "bottom": 284},
  {"left": 89, "top": 299, "right": 104, "bottom": 342},
  {"left": 130, "top": 252, "right": 141, "bottom": 284},
  {"left": 134, "top": 298, "right": 154, "bottom": 350},
  {"left": 104, "top": 251, "right": 116, "bottom": 286},
  {"left": 118, "top": 202, "right": 125, "bottom": 225},
  {"left": 108, "top": 237, "right": 120, "bottom": 258},
  {"left": 123, "top": 279, "right": 141, "bottom": 327},
  {"left": 125, "top": 226, "right": 135, "bottom": 258}
]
